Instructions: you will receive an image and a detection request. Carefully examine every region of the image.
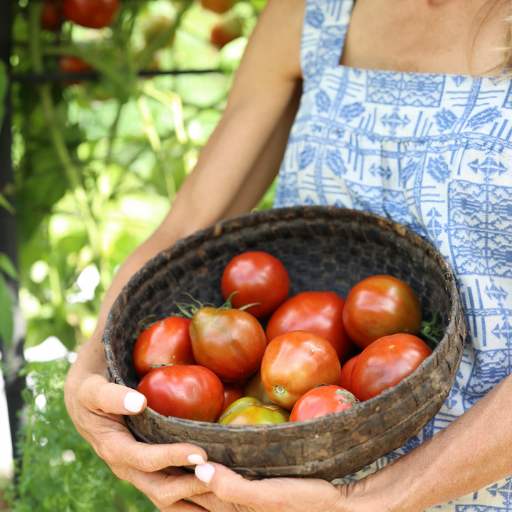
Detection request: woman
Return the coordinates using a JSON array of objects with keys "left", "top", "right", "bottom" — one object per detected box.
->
[{"left": 64, "top": 0, "right": 512, "bottom": 510}]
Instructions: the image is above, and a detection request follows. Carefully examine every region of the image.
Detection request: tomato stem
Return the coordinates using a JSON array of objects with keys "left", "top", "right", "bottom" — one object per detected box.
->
[{"left": 420, "top": 311, "right": 444, "bottom": 345}]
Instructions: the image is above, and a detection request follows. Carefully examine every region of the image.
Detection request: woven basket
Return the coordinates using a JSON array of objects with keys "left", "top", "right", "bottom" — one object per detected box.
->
[{"left": 104, "top": 206, "right": 466, "bottom": 481}]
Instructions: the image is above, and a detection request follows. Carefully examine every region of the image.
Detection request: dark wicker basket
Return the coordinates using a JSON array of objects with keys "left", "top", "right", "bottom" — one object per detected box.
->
[{"left": 104, "top": 206, "right": 466, "bottom": 481}]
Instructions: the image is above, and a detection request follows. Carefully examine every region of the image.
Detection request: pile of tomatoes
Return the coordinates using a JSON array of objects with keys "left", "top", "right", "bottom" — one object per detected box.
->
[{"left": 133, "top": 251, "right": 435, "bottom": 425}]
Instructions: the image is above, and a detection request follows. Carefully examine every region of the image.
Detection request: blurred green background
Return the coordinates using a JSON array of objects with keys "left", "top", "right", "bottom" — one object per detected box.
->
[{"left": 0, "top": 1, "right": 271, "bottom": 509}]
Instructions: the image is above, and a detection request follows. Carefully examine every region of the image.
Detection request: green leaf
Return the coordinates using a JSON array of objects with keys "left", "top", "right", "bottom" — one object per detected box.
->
[
  {"left": 0, "top": 273, "right": 14, "bottom": 346},
  {"left": 0, "top": 253, "right": 19, "bottom": 279},
  {"left": 0, "top": 191, "right": 14, "bottom": 214}
]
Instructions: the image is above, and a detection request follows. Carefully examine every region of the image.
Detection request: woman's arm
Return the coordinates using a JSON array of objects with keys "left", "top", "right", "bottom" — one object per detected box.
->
[{"left": 64, "top": 0, "right": 306, "bottom": 509}]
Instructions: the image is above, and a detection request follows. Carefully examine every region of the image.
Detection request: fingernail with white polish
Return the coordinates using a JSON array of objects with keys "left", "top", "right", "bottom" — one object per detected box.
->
[
  {"left": 188, "top": 454, "right": 206, "bottom": 465},
  {"left": 195, "top": 463, "right": 215, "bottom": 484},
  {"left": 124, "top": 392, "right": 145, "bottom": 413}
]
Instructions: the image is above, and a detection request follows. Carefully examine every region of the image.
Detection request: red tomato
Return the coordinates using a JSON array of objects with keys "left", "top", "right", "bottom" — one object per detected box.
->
[
  {"left": 218, "top": 397, "right": 289, "bottom": 425},
  {"left": 189, "top": 307, "right": 267, "bottom": 382},
  {"left": 136, "top": 365, "right": 224, "bottom": 422},
  {"left": 221, "top": 251, "right": 289, "bottom": 318},
  {"left": 41, "top": 0, "right": 63, "bottom": 31},
  {"left": 339, "top": 354, "right": 359, "bottom": 394},
  {"left": 343, "top": 275, "right": 422, "bottom": 349},
  {"left": 201, "top": 0, "right": 236, "bottom": 14},
  {"left": 351, "top": 333, "right": 432, "bottom": 401},
  {"left": 243, "top": 370, "right": 273, "bottom": 405},
  {"left": 290, "top": 385, "right": 358, "bottom": 422},
  {"left": 261, "top": 330, "right": 341, "bottom": 410},
  {"left": 63, "top": 0, "right": 119, "bottom": 28},
  {"left": 222, "top": 382, "right": 244, "bottom": 410},
  {"left": 266, "top": 291, "right": 354, "bottom": 362},
  {"left": 132, "top": 317, "right": 195, "bottom": 379},
  {"left": 210, "top": 16, "right": 243, "bottom": 48}
]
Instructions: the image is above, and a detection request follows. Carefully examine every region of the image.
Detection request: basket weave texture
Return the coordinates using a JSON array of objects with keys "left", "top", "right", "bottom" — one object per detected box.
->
[{"left": 104, "top": 206, "right": 466, "bottom": 481}]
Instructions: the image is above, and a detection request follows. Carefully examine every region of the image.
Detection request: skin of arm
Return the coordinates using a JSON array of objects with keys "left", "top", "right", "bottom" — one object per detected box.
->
[{"left": 64, "top": 0, "right": 305, "bottom": 509}]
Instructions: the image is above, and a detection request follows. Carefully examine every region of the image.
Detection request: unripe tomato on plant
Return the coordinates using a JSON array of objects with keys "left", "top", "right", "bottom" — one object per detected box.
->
[
  {"left": 339, "top": 354, "right": 359, "bottom": 394},
  {"left": 63, "top": 0, "right": 119, "bottom": 29},
  {"left": 351, "top": 333, "right": 432, "bottom": 401},
  {"left": 136, "top": 365, "right": 224, "bottom": 422},
  {"left": 41, "top": 0, "right": 63, "bottom": 31},
  {"left": 290, "top": 385, "right": 358, "bottom": 422},
  {"left": 221, "top": 251, "right": 290, "bottom": 318},
  {"left": 132, "top": 316, "right": 195, "bottom": 379},
  {"left": 218, "top": 397, "right": 289, "bottom": 425},
  {"left": 142, "top": 15, "right": 176, "bottom": 49},
  {"left": 261, "top": 330, "right": 341, "bottom": 410},
  {"left": 266, "top": 291, "right": 354, "bottom": 362},
  {"left": 210, "top": 16, "right": 243, "bottom": 49},
  {"left": 343, "top": 275, "right": 422, "bottom": 349},
  {"left": 189, "top": 306, "right": 267, "bottom": 382},
  {"left": 201, "top": 0, "right": 236, "bottom": 15},
  {"left": 222, "top": 382, "right": 245, "bottom": 410}
]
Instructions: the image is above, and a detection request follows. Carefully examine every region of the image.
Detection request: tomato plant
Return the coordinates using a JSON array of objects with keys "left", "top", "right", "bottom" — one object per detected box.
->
[
  {"left": 339, "top": 354, "right": 359, "bottom": 394},
  {"left": 136, "top": 365, "right": 224, "bottom": 422},
  {"left": 221, "top": 251, "right": 289, "bottom": 318},
  {"left": 243, "top": 369, "right": 273, "bottom": 404},
  {"left": 201, "top": 0, "right": 237, "bottom": 14},
  {"left": 218, "top": 397, "right": 289, "bottom": 425},
  {"left": 210, "top": 16, "right": 243, "bottom": 48},
  {"left": 63, "top": 0, "right": 119, "bottom": 29},
  {"left": 189, "top": 306, "right": 267, "bottom": 382},
  {"left": 351, "top": 333, "right": 432, "bottom": 401},
  {"left": 261, "top": 330, "right": 341, "bottom": 410},
  {"left": 343, "top": 275, "right": 422, "bottom": 349},
  {"left": 266, "top": 291, "right": 354, "bottom": 362},
  {"left": 222, "top": 382, "right": 245, "bottom": 410},
  {"left": 290, "top": 385, "right": 358, "bottom": 422},
  {"left": 132, "top": 316, "right": 195, "bottom": 378},
  {"left": 41, "top": 0, "right": 63, "bottom": 31}
]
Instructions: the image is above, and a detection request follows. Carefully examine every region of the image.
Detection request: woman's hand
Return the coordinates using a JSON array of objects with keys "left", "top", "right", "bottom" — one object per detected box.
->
[
  {"left": 65, "top": 339, "right": 211, "bottom": 511},
  {"left": 190, "top": 463, "right": 354, "bottom": 512}
]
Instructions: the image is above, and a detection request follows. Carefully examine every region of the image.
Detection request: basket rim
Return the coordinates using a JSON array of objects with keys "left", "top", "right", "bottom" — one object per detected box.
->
[{"left": 103, "top": 205, "right": 465, "bottom": 432}]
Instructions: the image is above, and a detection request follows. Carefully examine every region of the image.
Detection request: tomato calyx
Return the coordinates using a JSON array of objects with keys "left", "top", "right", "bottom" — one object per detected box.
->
[
  {"left": 174, "top": 292, "right": 260, "bottom": 318},
  {"left": 132, "top": 314, "right": 157, "bottom": 339},
  {"left": 420, "top": 312, "right": 444, "bottom": 345}
]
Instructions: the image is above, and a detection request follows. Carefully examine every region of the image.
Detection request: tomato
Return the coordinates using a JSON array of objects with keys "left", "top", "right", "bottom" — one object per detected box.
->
[
  {"left": 142, "top": 15, "right": 176, "bottom": 49},
  {"left": 136, "top": 365, "right": 224, "bottom": 422},
  {"left": 290, "top": 385, "right": 358, "bottom": 422},
  {"left": 132, "top": 316, "right": 195, "bottom": 379},
  {"left": 343, "top": 275, "right": 422, "bottom": 349},
  {"left": 223, "top": 382, "right": 245, "bottom": 410},
  {"left": 266, "top": 291, "right": 354, "bottom": 362},
  {"left": 189, "top": 307, "right": 267, "bottom": 382},
  {"left": 58, "top": 56, "right": 93, "bottom": 85},
  {"left": 210, "top": 16, "right": 243, "bottom": 48},
  {"left": 261, "top": 330, "right": 341, "bottom": 410},
  {"left": 63, "top": 0, "right": 119, "bottom": 29},
  {"left": 243, "top": 370, "right": 273, "bottom": 405},
  {"left": 351, "top": 333, "right": 432, "bottom": 401},
  {"left": 218, "top": 397, "right": 289, "bottom": 425},
  {"left": 41, "top": 0, "right": 63, "bottom": 31},
  {"left": 339, "top": 354, "right": 359, "bottom": 394},
  {"left": 201, "top": 0, "right": 236, "bottom": 14},
  {"left": 221, "top": 251, "right": 289, "bottom": 318}
]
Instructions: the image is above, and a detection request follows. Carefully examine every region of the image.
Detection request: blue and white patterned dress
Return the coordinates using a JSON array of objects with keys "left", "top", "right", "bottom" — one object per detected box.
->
[{"left": 273, "top": 0, "right": 512, "bottom": 509}]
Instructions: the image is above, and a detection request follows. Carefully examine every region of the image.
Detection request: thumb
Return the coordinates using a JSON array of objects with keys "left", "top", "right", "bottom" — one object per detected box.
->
[{"left": 80, "top": 373, "right": 147, "bottom": 415}]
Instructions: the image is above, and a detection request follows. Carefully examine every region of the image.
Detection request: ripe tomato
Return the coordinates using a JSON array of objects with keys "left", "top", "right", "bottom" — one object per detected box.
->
[
  {"left": 136, "top": 365, "right": 224, "bottom": 422},
  {"left": 222, "top": 382, "right": 245, "bottom": 410},
  {"left": 210, "top": 16, "right": 243, "bottom": 48},
  {"left": 201, "top": 0, "right": 236, "bottom": 14},
  {"left": 290, "top": 385, "right": 358, "bottom": 422},
  {"left": 343, "top": 275, "right": 422, "bottom": 349},
  {"left": 41, "top": 0, "right": 63, "bottom": 31},
  {"left": 218, "top": 397, "right": 289, "bottom": 425},
  {"left": 243, "top": 370, "right": 273, "bottom": 405},
  {"left": 266, "top": 291, "right": 353, "bottom": 362},
  {"left": 261, "top": 330, "right": 341, "bottom": 410},
  {"left": 189, "top": 307, "right": 267, "bottom": 382},
  {"left": 58, "top": 56, "right": 93, "bottom": 85},
  {"left": 132, "top": 316, "right": 195, "bottom": 379},
  {"left": 221, "top": 251, "right": 289, "bottom": 318},
  {"left": 351, "top": 333, "right": 432, "bottom": 401},
  {"left": 339, "top": 354, "right": 359, "bottom": 394},
  {"left": 63, "top": 0, "right": 119, "bottom": 29}
]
